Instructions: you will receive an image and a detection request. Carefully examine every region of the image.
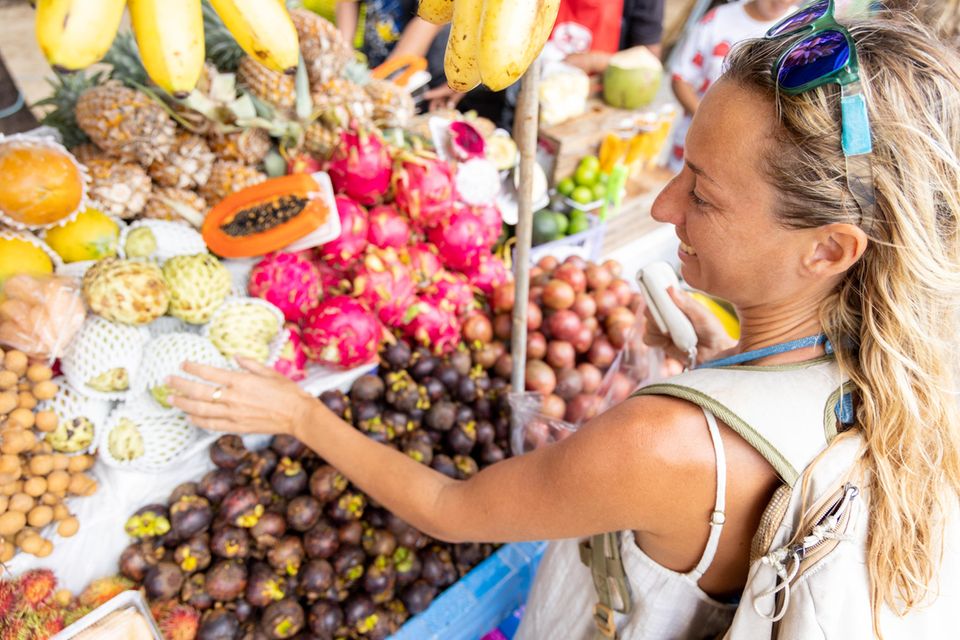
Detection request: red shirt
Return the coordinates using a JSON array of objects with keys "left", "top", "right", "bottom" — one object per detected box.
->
[{"left": 550, "top": 0, "right": 626, "bottom": 54}]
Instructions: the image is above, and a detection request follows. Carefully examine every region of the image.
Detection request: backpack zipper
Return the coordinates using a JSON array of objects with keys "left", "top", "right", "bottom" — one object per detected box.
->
[{"left": 790, "top": 483, "right": 859, "bottom": 563}]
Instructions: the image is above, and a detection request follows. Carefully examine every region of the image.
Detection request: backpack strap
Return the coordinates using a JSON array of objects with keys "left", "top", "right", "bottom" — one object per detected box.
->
[{"left": 579, "top": 532, "right": 632, "bottom": 639}]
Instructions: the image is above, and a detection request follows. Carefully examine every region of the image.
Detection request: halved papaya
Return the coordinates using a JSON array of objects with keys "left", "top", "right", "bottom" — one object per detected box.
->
[{"left": 202, "top": 173, "right": 331, "bottom": 258}]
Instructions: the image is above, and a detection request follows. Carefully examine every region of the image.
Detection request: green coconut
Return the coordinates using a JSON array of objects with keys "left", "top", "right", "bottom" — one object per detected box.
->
[{"left": 603, "top": 46, "right": 663, "bottom": 110}]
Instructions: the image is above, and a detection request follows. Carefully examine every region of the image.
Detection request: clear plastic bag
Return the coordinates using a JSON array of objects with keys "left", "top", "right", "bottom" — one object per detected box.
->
[{"left": 0, "top": 273, "right": 86, "bottom": 361}]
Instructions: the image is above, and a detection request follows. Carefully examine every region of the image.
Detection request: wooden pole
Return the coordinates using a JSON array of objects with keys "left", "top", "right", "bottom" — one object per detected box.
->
[
  {"left": 509, "top": 60, "right": 541, "bottom": 454},
  {"left": 0, "top": 53, "right": 38, "bottom": 134}
]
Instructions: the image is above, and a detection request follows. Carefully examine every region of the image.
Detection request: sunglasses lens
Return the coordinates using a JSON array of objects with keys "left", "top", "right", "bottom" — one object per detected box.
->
[
  {"left": 778, "top": 30, "right": 849, "bottom": 90},
  {"left": 766, "top": 1, "right": 829, "bottom": 37}
]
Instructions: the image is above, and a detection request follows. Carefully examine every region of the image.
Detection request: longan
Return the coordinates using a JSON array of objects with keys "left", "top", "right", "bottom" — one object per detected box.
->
[
  {"left": 0, "top": 391, "right": 16, "bottom": 415},
  {"left": 3, "top": 351, "right": 27, "bottom": 376},
  {"left": 0, "top": 510, "right": 26, "bottom": 535},
  {"left": 51, "top": 454, "right": 69, "bottom": 471},
  {"left": 35, "top": 539, "right": 54, "bottom": 557},
  {"left": 1, "top": 480, "right": 22, "bottom": 496},
  {"left": 26, "top": 364, "right": 53, "bottom": 384},
  {"left": 53, "top": 504, "right": 69, "bottom": 521},
  {"left": 34, "top": 411, "right": 57, "bottom": 433},
  {"left": 0, "top": 371, "right": 17, "bottom": 391},
  {"left": 28, "top": 454, "right": 53, "bottom": 476},
  {"left": 23, "top": 476, "right": 46, "bottom": 497},
  {"left": 0, "top": 495, "right": 7, "bottom": 514},
  {"left": 46, "top": 470, "right": 69, "bottom": 494},
  {"left": 17, "top": 392, "right": 36, "bottom": 411},
  {"left": 57, "top": 516, "right": 79, "bottom": 538},
  {"left": 9, "top": 492, "right": 33, "bottom": 513},
  {"left": 27, "top": 505, "right": 53, "bottom": 528},
  {"left": 40, "top": 493, "right": 61, "bottom": 506},
  {"left": 18, "top": 533, "right": 44, "bottom": 556},
  {"left": 0, "top": 540, "right": 13, "bottom": 562},
  {"left": 31, "top": 380, "right": 58, "bottom": 401},
  {"left": 67, "top": 455, "right": 94, "bottom": 473},
  {"left": 8, "top": 408, "right": 34, "bottom": 429},
  {"left": 68, "top": 473, "right": 95, "bottom": 496},
  {"left": 0, "top": 454, "right": 20, "bottom": 475}
]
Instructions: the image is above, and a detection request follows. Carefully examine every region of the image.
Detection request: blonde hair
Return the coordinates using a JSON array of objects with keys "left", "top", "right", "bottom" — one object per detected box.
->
[
  {"left": 883, "top": 0, "right": 960, "bottom": 45},
  {"left": 724, "top": 18, "right": 960, "bottom": 632}
]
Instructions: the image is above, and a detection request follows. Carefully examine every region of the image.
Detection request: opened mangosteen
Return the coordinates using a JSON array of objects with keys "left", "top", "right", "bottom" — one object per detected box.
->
[
  {"left": 327, "top": 491, "right": 366, "bottom": 523},
  {"left": 333, "top": 546, "right": 366, "bottom": 589},
  {"left": 271, "top": 457, "right": 308, "bottom": 498},
  {"left": 303, "top": 520, "right": 339, "bottom": 559},
  {"left": 351, "top": 374, "right": 385, "bottom": 403},
  {"left": 206, "top": 559, "right": 248, "bottom": 602},
  {"left": 211, "top": 435, "right": 249, "bottom": 469},
  {"left": 480, "top": 442, "right": 506, "bottom": 466},
  {"left": 181, "top": 572, "right": 214, "bottom": 611},
  {"left": 286, "top": 495, "right": 323, "bottom": 532},
  {"left": 199, "top": 468, "right": 238, "bottom": 505},
  {"left": 425, "top": 401, "right": 456, "bottom": 432},
  {"left": 447, "top": 422, "right": 477, "bottom": 455},
  {"left": 170, "top": 495, "right": 214, "bottom": 538},
  {"left": 299, "top": 559, "right": 335, "bottom": 601},
  {"left": 250, "top": 511, "right": 287, "bottom": 548},
  {"left": 175, "top": 534, "right": 212, "bottom": 574},
  {"left": 362, "top": 528, "right": 397, "bottom": 558},
  {"left": 260, "top": 598, "right": 305, "bottom": 639},
  {"left": 268, "top": 536, "right": 306, "bottom": 577},
  {"left": 391, "top": 547, "right": 422, "bottom": 587},
  {"left": 124, "top": 503, "right": 171, "bottom": 539},
  {"left": 400, "top": 580, "right": 437, "bottom": 615},
  {"left": 338, "top": 521, "right": 363, "bottom": 547},
  {"left": 211, "top": 525, "right": 252, "bottom": 559},
  {"left": 431, "top": 454, "right": 457, "bottom": 479},
  {"left": 144, "top": 561, "right": 184, "bottom": 601},
  {"left": 199, "top": 608, "right": 240, "bottom": 640},
  {"left": 363, "top": 555, "right": 396, "bottom": 604},
  {"left": 237, "top": 449, "right": 279, "bottom": 482},
  {"left": 169, "top": 481, "right": 199, "bottom": 504},
  {"left": 453, "top": 455, "right": 479, "bottom": 479},
  {"left": 308, "top": 600, "right": 345, "bottom": 639},
  {"left": 221, "top": 486, "right": 264, "bottom": 528},
  {"left": 420, "top": 545, "right": 458, "bottom": 588},
  {"left": 320, "top": 389, "right": 351, "bottom": 420},
  {"left": 246, "top": 562, "right": 288, "bottom": 608}
]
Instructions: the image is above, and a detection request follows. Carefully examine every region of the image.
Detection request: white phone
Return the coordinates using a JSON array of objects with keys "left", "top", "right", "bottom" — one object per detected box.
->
[{"left": 637, "top": 262, "right": 698, "bottom": 366}]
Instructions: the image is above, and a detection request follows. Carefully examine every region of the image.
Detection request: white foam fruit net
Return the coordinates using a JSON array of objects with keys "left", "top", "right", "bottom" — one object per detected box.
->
[
  {"left": 60, "top": 316, "right": 150, "bottom": 401},
  {"left": 202, "top": 297, "right": 285, "bottom": 368},
  {"left": 119, "top": 219, "right": 207, "bottom": 263},
  {"left": 55, "top": 259, "right": 96, "bottom": 281},
  {"left": 98, "top": 400, "right": 198, "bottom": 472},
  {"left": 36, "top": 377, "right": 111, "bottom": 456},
  {"left": 147, "top": 315, "right": 201, "bottom": 338},
  {"left": 133, "top": 332, "right": 230, "bottom": 410}
]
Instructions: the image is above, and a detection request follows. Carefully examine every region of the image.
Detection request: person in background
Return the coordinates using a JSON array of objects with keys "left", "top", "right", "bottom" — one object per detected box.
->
[
  {"left": 335, "top": 0, "right": 442, "bottom": 69},
  {"left": 668, "top": 0, "right": 796, "bottom": 172}
]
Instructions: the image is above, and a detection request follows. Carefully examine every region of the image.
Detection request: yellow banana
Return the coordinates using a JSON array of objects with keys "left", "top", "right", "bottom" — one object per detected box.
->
[
  {"left": 444, "top": 0, "right": 482, "bottom": 92},
  {"left": 478, "top": 0, "right": 561, "bottom": 91},
  {"left": 129, "top": 0, "right": 206, "bottom": 98},
  {"left": 208, "top": 0, "right": 300, "bottom": 74},
  {"left": 418, "top": 0, "right": 454, "bottom": 25},
  {"left": 35, "top": 0, "right": 126, "bottom": 72}
]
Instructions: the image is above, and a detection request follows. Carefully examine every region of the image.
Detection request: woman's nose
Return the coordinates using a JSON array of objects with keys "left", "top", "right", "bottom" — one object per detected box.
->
[{"left": 650, "top": 176, "right": 684, "bottom": 226}]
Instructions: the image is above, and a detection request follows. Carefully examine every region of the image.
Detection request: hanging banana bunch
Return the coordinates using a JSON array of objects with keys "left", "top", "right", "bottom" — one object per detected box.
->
[
  {"left": 206, "top": 0, "right": 300, "bottom": 74},
  {"left": 422, "top": 0, "right": 560, "bottom": 91},
  {"left": 128, "top": 0, "right": 206, "bottom": 98},
  {"left": 35, "top": 0, "right": 127, "bottom": 72}
]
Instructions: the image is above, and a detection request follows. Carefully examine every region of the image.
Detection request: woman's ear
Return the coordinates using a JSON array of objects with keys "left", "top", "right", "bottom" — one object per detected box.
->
[{"left": 802, "top": 223, "right": 869, "bottom": 277}]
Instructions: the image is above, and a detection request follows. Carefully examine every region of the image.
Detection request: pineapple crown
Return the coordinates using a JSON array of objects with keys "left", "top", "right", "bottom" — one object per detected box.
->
[{"left": 36, "top": 71, "right": 103, "bottom": 148}]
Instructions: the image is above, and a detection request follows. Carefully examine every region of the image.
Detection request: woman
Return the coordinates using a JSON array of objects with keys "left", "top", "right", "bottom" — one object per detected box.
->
[{"left": 168, "top": 14, "right": 960, "bottom": 638}]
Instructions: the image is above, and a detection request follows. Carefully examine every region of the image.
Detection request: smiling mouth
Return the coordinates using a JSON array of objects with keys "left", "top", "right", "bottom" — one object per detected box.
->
[{"left": 679, "top": 240, "right": 697, "bottom": 256}]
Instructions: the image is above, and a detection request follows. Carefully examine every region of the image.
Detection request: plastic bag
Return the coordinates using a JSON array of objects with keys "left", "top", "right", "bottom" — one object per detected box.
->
[{"left": 0, "top": 273, "right": 86, "bottom": 361}]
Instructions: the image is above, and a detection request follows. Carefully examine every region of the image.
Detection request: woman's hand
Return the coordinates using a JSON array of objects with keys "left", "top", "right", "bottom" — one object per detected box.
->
[
  {"left": 423, "top": 84, "right": 466, "bottom": 111},
  {"left": 642, "top": 287, "right": 737, "bottom": 365},
  {"left": 166, "top": 359, "right": 317, "bottom": 437}
]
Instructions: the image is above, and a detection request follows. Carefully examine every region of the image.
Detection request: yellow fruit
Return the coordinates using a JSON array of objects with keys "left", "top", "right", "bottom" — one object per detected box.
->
[
  {"left": 0, "top": 236, "right": 55, "bottom": 289},
  {"left": 43, "top": 207, "right": 119, "bottom": 263},
  {"left": 690, "top": 292, "right": 741, "bottom": 340},
  {"left": 0, "top": 139, "right": 85, "bottom": 228}
]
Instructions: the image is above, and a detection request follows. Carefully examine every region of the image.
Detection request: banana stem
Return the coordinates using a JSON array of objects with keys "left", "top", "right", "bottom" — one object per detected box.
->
[{"left": 510, "top": 61, "right": 541, "bottom": 452}]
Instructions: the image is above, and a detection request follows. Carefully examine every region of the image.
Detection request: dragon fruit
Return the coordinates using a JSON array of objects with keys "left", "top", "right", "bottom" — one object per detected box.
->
[
  {"left": 313, "top": 259, "right": 348, "bottom": 295},
  {"left": 367, "top": 204, "right": 412, "bottom": 249},
  {"left": 317, "top": 196, "right": 369, "bottom": 268},
  {"left": 404, "top": 243, "right": 443, "bottom": 288},
  {"left": 302, "top": 296, "right": 381, "bottom": 368},
  {"left": 287, "top": 153, "right": 323, "bottom": 175},
  {"left": 423, "top": 270, "right": 478, "bottom": 318},
  {"left": 326, "top": 130, "right": 393, "bottom": 206},
  {"left": 393, "top": 154, "right": 456, "bottom": 229},
  {"left": 248, "top": 252, "right": 321, "bottom": 324},
  {"left": 428, "top": 208, "right": 491, "bottom": 272},
  {"left": 351, "top": 248, "right": 417, "bottom": 328},
  {"left": 470, "top": 203, "right": 503, "bottom": 246},
  {"left": 448, "top": 121, "right": 486, "bottom": 161},
  {"left": 274, "top": 324, "right": 308, "bottom": 381},
  {"left": 402, "top": 297, "right": 462, "bottom": 355},
  {"left": 463, "top": 253, "right": 512, "bottom": 297}
]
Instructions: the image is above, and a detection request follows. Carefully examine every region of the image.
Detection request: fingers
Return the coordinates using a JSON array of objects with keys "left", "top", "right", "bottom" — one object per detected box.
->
[
  {"left": 187, "top": 416, "right": 239, "bottom": 433},
  {"left": 169, "top": 395, "right": 232, "bottom": 420},
  {"left": 166, "top": 375, "right": 224, "bottom": 403},
  {"left": 236, "top": 357, "right": 283, "bottom": 378},
  {"left": 181, "top": 361, "right": 237, "bottom": 385}
]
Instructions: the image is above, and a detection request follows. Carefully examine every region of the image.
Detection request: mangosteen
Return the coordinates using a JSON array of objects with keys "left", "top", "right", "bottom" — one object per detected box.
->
[
  {"left": 408, "top": 407, "right": 425, "bottom": 430},
  {"left": 271, "top": 457, "right": 308, "bottom": 499},
  {"left": 234, "top": 599, "right": 255, "bottom": 624},
  {"left": 447, "top": 423, "right": 477, "bottom": 455},
  {"left": 400, "top": 580, "right": 437, "bottom": 615},
  {"left": 456, "top": 377, "right": 478, "bottom": 403},
  {"left": 320, "top": 389, "right": 351, "bottom": 419},
  {"left": 308, "top": 600, "right": 345, "bottom": 639},
  {"left": 382, "top": 410, "right": 410, "bottom": 437},
  {"left": 351, "top": 375, "right": 385, "bottom": 403},
  {"left": 118, "top": 540, "right": 163, "bottom": 581},
  {"left": 494, "top": 415, "right": 511, "bottom": 441},
  {"left": 271, "top": 434, "right": 306, "bottom": 459},
  {"left": 474, "top": 420, "right": 496, "bottom": 446},
  {"left": 381, "top": 341, "right": 412, "bottom": 371},
  {"left": 490, "top": 375, "right": 509, "bottom": 392},
  {"left": 431, "top": 454, "right": 457, "bottom": 479},
  {"left": 199, "top": 469, "right": 238, "bottom": 505},
  {"left": 249, "top": 510, "right": 287, "bottom": 549},
  {"left": 175, "top": 534, "right": 212, "bottom": 574},
  {"left": 124, "top": 503, "right": 171, "bottom": 539},
  {"left": 299, "top": 559, "right": 335, "bottom": 601},
  {"left": 352, "top": 400, "right": 382, "bottom": 428},
  {"left": 363, "top": 555, "right": 397, "bottom": 604},
  {"left": 366, "top": 508, "right": 388, "bottom": 529},
  {"left": 199, "top": 608, "right": 240, "bottom": 640},
  {"left": 420, "top": 377, "right": 446, "bottom": 403},
  {"left": 206, "top": 560, "right": 248, "bottom": 602},
  {"left": 480, "top": 442, "right": 506, "bottom": 466},
  {"left": 170, "top": 495, "right": 214, "bottom": 538},
  {"left": 268, "top": 536, "right": 306, "bottom": 577},
  {"left": 338, "top": 521, "right": 363, "bottom": 546},
  {"left": 386, "top": 514, "right": 427, "bottom": 550},
  {"left": 403, "top": 438, "right": 433, "bottom": 466},
  {"left": 333, "top": 546, "right": 366, "bottom": 588},
  {"left": 449, "top": 350, "right": 473, "bottom": 376},
  {"left": 391, "top": 547, "right": 422, "bottom": 587},
  {"left": 169, "top": 481, "right": 199, "bottom": 504},
  {"left": 260, "top": 598, "right": 305, "bottom": 639},
  {"left": 221, "top": 486, "right": 264, "bottom": 528},
  {"left": 237, "top": 449, "right": 280, "bottom": 481},
  {"left": 454, "top": 543, "right": 488, "bottom": 576},
  {"left": 303, "top": 520, "right": 339, "bottom": 559},
  {"left": 425, "top": 401, "right": 456, "bottom": 432},
  {"left": 420, "top": 546, "right": 458, "bottom": 588},
  {"left": 434, "top": 363, "right": 460, "bottom": 392},
  {"left": 327, "top": 491, "right": 366, "bottom": 523},
  {"left": 455, "top": 405, "right": 476, "bottom": 427},
  {"left": 454, "top": 455, "right": 479, "bottom": 479},
  {"left": 383, "top": 599, "right": 408, "bottom": 632},
  {"left": 211, "top": 525, "right": 252, "bottom": 559},
  {"left": 210, "top": 435, "right": 249, "bottom": 470},
  {"left": 286, "top": 496, "right": 323, "bottom": 532},
  {"left": 306, "top": 466, "right": 346, "bottom": 504},
  {"left": 246, "top": 562, "right": 289, "bottom": 608},
  {"left": 473, "top": 397, "right": 493, "bottom": 421},
  {"left": 358, "top": 417, "right": 392, "bottom": 445},
  {"left": 144, "top": 561, "right": 184, "bottom": 601},
  {"left": 386, "top": 385, "right": 420, "bottom": 413},
  {"left": 343, "top": 594, "right": 376, "bottom": 633},
  {"left": 182, "top": 572, "right": 214, "bottom": 611},
  {"left": 359, "top": 608, "right": 394, "bottom": 640},
  {"left": 362, "top": 528, "right": 397, "bottom": 558}
]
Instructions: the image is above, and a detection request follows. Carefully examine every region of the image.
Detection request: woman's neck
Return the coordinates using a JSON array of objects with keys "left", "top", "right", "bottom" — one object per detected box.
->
[{"left": 733, "top": 294, "right": 826, "bottom": 363}]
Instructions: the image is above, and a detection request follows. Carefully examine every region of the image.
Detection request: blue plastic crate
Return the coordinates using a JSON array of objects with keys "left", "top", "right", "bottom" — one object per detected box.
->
[{"left": 390, "top": 541, "right": 548, "bottom": 640}]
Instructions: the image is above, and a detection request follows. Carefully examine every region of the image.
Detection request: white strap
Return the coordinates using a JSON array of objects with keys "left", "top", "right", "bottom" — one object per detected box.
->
[{"left": 688, "top": 408, "right": 727, "bottom": 580}]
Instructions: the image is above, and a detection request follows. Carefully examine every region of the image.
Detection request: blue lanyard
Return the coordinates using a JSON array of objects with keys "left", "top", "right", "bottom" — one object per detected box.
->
[{"left": 699, "top": 334, "right": 832, "bottom": 369}]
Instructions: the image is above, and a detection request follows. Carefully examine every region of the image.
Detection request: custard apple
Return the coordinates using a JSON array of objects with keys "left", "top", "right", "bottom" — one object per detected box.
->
[
  {"left": 46, "top": 417, "right": 95, "bottom": 453},
  {"left": 82, "top": 258, "right": 170, "bottom": 325},
  {"left": 123, "top": 220, "right": 206, "bottom": 262},
  {"left": 162, "top": 254, "right": 232, "bottom": 324},
  {"left": 208, "top": 301, "right": 281, "bottom": 363},
  {"left": 86, "top": 367, "right": 129, "bottom": 392},
  {"left": 108, "top": 417, "right": 145, "bottom": 461}
]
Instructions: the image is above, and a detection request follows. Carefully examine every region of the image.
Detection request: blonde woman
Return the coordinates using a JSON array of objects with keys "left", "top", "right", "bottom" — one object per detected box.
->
[{"left": 166, "top": 12, "right": 960, "bottom": 639}]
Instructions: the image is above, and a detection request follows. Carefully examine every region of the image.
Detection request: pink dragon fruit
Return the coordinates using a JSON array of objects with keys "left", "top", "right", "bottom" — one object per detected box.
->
[
  {"left": 469, "top": 203, "right": 503, "bottom": 246},
  {"left": 463, "top": 253, "right": 512, "bottom": 297},
  {"left": 301, "top": 296, "right": 382, "bottom": 369},
  {"left": 393, "top": 154, "right": 456, "bottom": 229},
  {"left": 326, "top": 130, "right": 393, "bottom": 206},
  {"left": 317, "top": 196, "right": 369, "bottom": 268},
  {"left": 367, "top": 204, "right": 412, "bottom": 249},
  {"left": 404, "top": 243, "right": 443, "bottom": 288},
  {"left": 287, "top": 154, "right": 323, "bottom": 175},
  {"left": 352, "top": 248, "right": 417, "bottom": 328},
  {"left": 402, "top": 297, "right": 462, "bottom": 355},
  {"left": 248, "top": 252, "right": 321, "bottom": 324},
  {"left": 428, "top": 208, "right": 491, "bottom": 272},
  {"left": 274, "top": 324, "right": 308, "bottom": 381},
  {"left": 423, "top": 270, "right": 478, "bottom": 318},
  {"left": 448, "top": 121, "right": 486, "bottom": 161},
  {"left": 313, "top": 259, "right": 349, "bottom": 295}
]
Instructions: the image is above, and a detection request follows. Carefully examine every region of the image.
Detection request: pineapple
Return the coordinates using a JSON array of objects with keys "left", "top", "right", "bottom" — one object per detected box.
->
[
  {"left": 75, "top": 82, "right": 176, "bottom": 166},
  {"left": 149, "top": 132, "right": 215, "bottom": 190},
  {"left": 200, "top": 160, "right": 266, "bottom": 204},
  {"left": 303, "top": 121, "right": 342, "bottom": 159},
  {"left": 85, "top": 158, "right": 153, "bottom": 220},
  {"left": 365, "top": 79, "right": 416, "bottom": 130},
  {"left": 142, "top": 187, "right": 207, "bottom": 227},
  {"left": 237, "top": 56, "right": 296, "bottom": 116},
  {"left": 70, "top": 143, "right": 108, "bottom": 165},
  {"left": 290, "top": 8, "right": 354, "bottom": 88},
  {"left": 311, "top": 78, "right": 376, "bottom": 130},
  {"left": 37, "top": 71, "right": 105, "bottom": 150},
  {"left": 207, "top": 128, "right": 272, "bottom": 165}
]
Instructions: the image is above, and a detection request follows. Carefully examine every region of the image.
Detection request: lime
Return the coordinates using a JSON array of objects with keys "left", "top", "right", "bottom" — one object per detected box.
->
[
  {"left": 532, "top": 209, "right": 561, "bottom": 245},
  {"left": 574, "top": 165, "right": 598, "bottom": 187},
  {"left": 568, "top": 213, "right": 590, "bottom": 235},
  {"left": 557, "top": 177, "right": 576, "bottom": 197},
  {"left": 598, "top": 172, "right": 610, "bottom": 185},
  {"left": 592, "top": 183, "right": 607, "bottom": 201},
  {"left": 553, "top": 211, "right": 569, "bottom": 236},
  {"left": 578, "top": 155, "right": 601, "bottom": 173},
  {"left": 571, "top": 186, "right": 595, "bottom": 205}
]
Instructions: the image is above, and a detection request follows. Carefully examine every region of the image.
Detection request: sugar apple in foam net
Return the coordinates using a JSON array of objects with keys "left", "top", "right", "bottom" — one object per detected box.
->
[
  {"left": 82, "top": 258, "right": 170, "bottom": 325},
  {"left": 162, "top": 254, "right": 232, "bottom": 324}
]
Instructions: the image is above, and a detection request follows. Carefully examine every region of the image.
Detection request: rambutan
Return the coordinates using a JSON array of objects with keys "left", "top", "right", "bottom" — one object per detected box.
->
[
  {"left": 17, "top": 569, "right": 57, "bottom": 610},
  {"left": 78, "top": 575, "right": 135, "bottom": 608},
  {"left": 154, "top": 601, "right": 200, "bottom": 640}
]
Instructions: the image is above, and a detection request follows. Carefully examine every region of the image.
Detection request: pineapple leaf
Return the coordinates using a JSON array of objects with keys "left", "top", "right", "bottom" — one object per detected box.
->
[
  {"left": 203, "top": 0, "right": 245, "bottom": 72},
  {"left": 103, "top": 32, "right": 150, "bottom": 87}
]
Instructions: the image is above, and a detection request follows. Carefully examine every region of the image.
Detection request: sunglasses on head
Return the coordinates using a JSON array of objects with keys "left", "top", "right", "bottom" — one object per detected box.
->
[{"left": 765, "top": 0, "right": 877, "bottom": 231}]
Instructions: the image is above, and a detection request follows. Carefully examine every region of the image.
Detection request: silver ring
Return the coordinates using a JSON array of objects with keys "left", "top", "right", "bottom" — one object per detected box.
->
[{"left": 210, "top": 386, "right": 224, "bottom": 402}]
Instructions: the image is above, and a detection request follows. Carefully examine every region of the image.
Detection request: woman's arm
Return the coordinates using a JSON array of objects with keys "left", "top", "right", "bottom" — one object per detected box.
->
[
  {"left": 387, "top": 17, "right": 443, "bottom": 60},
  {"left": 335, "top": 0, "right": 360, "bottom": 44}
]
